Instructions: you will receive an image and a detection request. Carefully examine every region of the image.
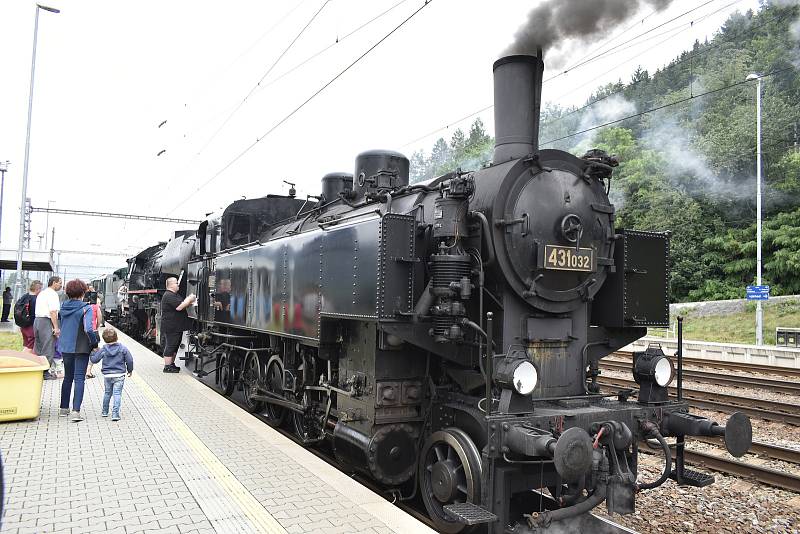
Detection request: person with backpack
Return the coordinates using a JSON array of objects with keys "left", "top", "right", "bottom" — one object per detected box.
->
[
  {"left": 57, "top": 279, "right": 100, "bottom": 422},
  {"left": 34, "top": 276, "right": 62, "bottom": 379},
  {"left": 15, "top": 280, "right": 42, "bottom": 350},
  {"left": 2, "top": 287, "right": 12, "bottom": 322}
]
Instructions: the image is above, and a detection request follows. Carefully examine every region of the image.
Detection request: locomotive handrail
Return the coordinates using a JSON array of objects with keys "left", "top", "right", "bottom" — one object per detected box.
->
[
  {"left": 218, "top": 240, "right": 262, "bottom": 255},
  {"left": 220, "top": 344, "right": 277, "bottom": 353},
  {"left": 317, "top": 210, "right": 382, "bottom": 229},
  {"left": 470, "top": 211, "right": 495, "bottom": 267},
  {"left": 205, "top": 331, "right": 257, "bottom": 340}
]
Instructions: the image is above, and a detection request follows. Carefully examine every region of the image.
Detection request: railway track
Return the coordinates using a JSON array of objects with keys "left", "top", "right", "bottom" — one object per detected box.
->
[
  {"left": 639, "top": 442, "right": 800, "bottom": 493},
  {"left": 597, "top": 376, "right": 800, "bottom": 426},
  {"left": 692, "top": 436, "right": 800, "bottom": 464},
  {"left": 676, "top": 447, "right": 800, "bottom": 493},
  {"left": 611, "top": 350, "right": 800, "bottom": 379},
  {"left": 600, "top": 359, "right": 800, "bottom": 395}
]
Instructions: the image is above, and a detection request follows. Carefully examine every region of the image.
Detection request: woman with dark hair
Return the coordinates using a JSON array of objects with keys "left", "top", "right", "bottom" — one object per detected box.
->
[{"left": 58, "top": 279, "right": 99, "bottom": 422}]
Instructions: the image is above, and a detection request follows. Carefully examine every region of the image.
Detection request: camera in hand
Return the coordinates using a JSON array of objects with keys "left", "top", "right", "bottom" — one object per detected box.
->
[{"left": 84, "top": 291, "right": 98, "bottom": 303}]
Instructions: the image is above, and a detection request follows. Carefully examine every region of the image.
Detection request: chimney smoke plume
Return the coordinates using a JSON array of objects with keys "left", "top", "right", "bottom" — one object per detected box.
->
[{"left": 505, "top": 0, "right": 675, "bottom": 69}]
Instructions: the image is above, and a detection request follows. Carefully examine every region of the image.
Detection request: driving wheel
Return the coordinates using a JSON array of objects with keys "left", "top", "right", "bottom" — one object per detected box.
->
[
  {"left": 262, "top": 355, "right": 286, "bottom": 427},
  {"left": 292, "top": 391, "right": 324, "bottom": 445},
  {"left": 419, "top": 428, "right": 482, "bottom": 533},
  {"left": 217, "top": 349, "right": 235, "bottom": 397},
  {"left": 242, "top": 351, "right": 264, "bottom": 413}
]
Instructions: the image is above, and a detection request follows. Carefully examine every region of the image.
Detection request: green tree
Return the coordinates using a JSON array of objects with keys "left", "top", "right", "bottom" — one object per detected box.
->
[
  {"left": 467, "top": 118, "right": 490, "bottom": 149},
  {"left": 409, "top": 149, "right": 429, "bottom": 184}
]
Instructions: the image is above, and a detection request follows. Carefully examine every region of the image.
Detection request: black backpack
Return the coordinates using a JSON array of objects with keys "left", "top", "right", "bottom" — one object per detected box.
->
[{"left": 14, "top": 294, "right": 33, "bottom": 328}]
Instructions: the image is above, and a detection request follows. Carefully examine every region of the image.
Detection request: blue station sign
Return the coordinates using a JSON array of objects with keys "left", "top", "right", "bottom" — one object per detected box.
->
[{"left": 746, "top": 285, "right": 770, "bottom": 301}]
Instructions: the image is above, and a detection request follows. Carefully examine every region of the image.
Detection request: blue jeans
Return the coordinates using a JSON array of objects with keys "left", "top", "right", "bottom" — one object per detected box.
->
[
  {"left": 102, "top": 376, "right": 125, "bottom": 416},
  {"left": 60, "top": 353, "right": 89, "bottom": 411}
]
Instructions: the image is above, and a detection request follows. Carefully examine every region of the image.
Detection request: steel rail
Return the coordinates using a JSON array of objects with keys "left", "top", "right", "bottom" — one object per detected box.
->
[
  {"left": 600, "top": 359, "right": 800, "bottom": 395},
  {"left": 691, "top": 436, "right": 800, "bottom": 465},
  {"left": 639, "top": 441, "right": 800, "bottom": 493},
  {"left": 677, "top": 449, "right": 800, "bottom": 493},
  {"left": 597, "top": 376, "right": 800, "bottom": 426},
  {"left": 612, "top": 350, "right": 800, "bottom": 379}
]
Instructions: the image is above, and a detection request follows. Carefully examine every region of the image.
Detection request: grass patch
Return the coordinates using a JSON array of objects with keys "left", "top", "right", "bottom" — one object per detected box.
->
[
  {"left": 0, "top": 332, "right": 23, "bottom": 351},
  {"left": 648, "top": 299, "right": 800, "bottom": 345}
]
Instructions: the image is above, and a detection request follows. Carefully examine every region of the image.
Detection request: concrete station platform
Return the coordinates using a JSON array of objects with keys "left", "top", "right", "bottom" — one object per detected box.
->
[{"left": 0, "top": 329, "right": 435, "bottom": 534}]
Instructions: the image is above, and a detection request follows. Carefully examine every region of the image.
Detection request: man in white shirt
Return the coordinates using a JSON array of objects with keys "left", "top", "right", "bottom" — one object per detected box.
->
[{"left": 34, "top": 276, "right": 62, "bottom": 379}]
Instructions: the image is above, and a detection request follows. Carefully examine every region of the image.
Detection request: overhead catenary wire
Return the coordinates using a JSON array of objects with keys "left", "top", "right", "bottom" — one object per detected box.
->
[
  {"left": 540, "top": 7, "right": 794, "bottom": 130},
  {"left": 399, "top": 15, "right": 691, "bottom": 149},
  {"left": 184, "top": 0, "right": 311, "bottom": 114},
  {"left": 152, "top": 0, "right": 416, "bottom": 217},
  {"left": 543, "top": 0, "right": 720, "bottom": 84},
  {"left": 195, "top": 0, "right": 333, "bottom": 156},
  {"left": 552, "top": 4, "right": 666, "bottom": 71},
  {"left": 257, "top": 0, "right": 411, "bottom": 92},
  {"left": 181, "top": 0, "right": 409, "bottom": 137},
  {"left": 540, "top": 67, "right": 794, "bottom": 147},
  {"left": 401, "top": 0, "right": 744, "bottom": 149},
  {"left": 402, "top": 105, "right": 495, "bottom": 149},
  {"left": 172, "top": 0, "right": 436, "bottom": 213}
]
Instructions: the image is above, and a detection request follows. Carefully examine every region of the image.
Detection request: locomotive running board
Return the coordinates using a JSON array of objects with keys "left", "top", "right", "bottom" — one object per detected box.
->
[{"left": 443, "top": 503, "right": 497, "bottom": 525}]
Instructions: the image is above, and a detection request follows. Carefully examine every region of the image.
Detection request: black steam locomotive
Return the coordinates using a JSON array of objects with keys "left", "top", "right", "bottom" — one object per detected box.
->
[{"left": 118, "top": 55, "right": 752, "bottom": 533}]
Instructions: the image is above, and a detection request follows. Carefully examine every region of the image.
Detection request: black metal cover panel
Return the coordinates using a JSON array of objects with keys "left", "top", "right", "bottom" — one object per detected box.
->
[
  {"left": 623, "top": 230, "right": 669, "bottom": 326},
  {"left": 208, "top": 214, "right": 414, "bottom": 340},
  {"left": 246, "top": 230, "right": 323, "bottom": 339},
  {"left": 320, "top": 215, "right": 381, "bottom": 320},
  {"left": 590, "top": 229, "right": 669, "bottom": 328},
  {"left": 378, "top": 214, "right": 415, "bottom": 318}
]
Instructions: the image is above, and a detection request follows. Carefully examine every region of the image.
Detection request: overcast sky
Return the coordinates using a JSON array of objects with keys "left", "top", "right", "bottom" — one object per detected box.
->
[{"left": 0, "top": 0, "right": 761, "bottom": 280}]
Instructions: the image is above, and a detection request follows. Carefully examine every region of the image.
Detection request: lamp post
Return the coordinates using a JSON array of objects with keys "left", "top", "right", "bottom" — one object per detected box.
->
[
  {"left": 0, "top": 160, "right": 8, "bottom": 247},
  {"left": 15, "top": 3, "right": 60, "bottom": 301},
  {"left": 746, "top": 72, "right": 763, "bottom": 346}
]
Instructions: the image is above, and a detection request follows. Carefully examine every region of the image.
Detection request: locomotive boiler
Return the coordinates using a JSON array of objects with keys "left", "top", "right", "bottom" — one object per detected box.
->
[{"left": 123, "top": 54, "right": 752, "bottom": 533}]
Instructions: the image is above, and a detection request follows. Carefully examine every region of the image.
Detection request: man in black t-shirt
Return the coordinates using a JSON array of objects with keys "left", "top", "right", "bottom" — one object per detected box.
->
[{"left": 160, "top": 277, "right": 196, "bottom": 373}]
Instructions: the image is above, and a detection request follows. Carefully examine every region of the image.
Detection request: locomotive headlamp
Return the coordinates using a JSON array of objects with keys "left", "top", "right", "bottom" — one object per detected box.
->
[
  {"left": 494, "top": 358, "right": 538, "bottom": 395},
  {"left": 632, "top": 344, "right": 674, "bottom": 404},
  {"left": 653, "top": 357, "right": 673, "bottom": 387}
]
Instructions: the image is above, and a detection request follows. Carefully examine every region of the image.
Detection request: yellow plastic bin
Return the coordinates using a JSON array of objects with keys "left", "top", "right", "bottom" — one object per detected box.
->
[{"left": 0, "top": 350, "right": 50, "bottom": 422}]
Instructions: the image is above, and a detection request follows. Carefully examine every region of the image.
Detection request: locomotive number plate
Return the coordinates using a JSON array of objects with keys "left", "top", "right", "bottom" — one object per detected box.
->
[{"left": 544, "top": 245, "right": 594, "bottom": 272}]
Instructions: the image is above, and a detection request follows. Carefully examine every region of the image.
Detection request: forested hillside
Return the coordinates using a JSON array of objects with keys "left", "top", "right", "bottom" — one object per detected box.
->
[{"left": 409, "top": 1, "right": 800, "bottom": 302}]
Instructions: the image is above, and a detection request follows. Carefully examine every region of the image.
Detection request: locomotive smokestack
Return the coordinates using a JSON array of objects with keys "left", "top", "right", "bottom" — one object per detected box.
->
[{"left": 492, "top": 54, "right": 544, "bottom": 164}]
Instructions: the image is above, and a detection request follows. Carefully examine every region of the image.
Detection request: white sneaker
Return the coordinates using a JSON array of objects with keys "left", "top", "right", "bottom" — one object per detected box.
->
[
  {"left": 71, "top": 411, "right": 84, "bottom": 422},
  {"left": 58, "top": 408, "right": 69, "bottom": 417}
]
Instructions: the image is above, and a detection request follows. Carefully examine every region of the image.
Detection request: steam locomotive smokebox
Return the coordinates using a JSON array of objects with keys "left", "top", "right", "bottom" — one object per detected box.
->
[
  {"left": 321, "top": 172, "right": 353, "bottom": 203},
  {"left": 591, "top": 229, "right": 670, "bottom": 328},
  {"left": 354, "top": 150, "right": 409, "bottom": 197}
]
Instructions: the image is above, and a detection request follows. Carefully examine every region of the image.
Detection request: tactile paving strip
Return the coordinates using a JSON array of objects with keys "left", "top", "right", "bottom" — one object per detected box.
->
[{"left": 127, "top": 373, "right": 286, "bottom": 534}]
